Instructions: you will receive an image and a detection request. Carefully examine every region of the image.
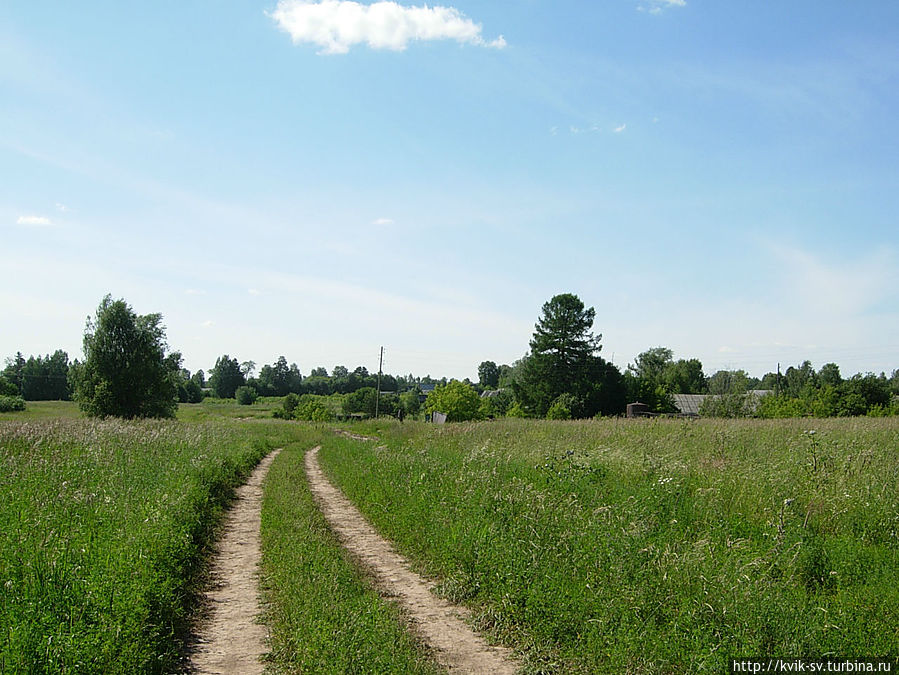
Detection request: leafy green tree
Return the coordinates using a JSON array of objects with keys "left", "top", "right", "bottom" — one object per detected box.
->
[
  {"left": 478, "top": 361, "right": 500, "bottom": 389},
  {"left": 399, "top": 389, "right": 422, "bottom": 418},
  {"left": 0, "top": 374, "right": 18, "bottom": 396},
  {"left": 629, "top": 347, "right": 673, "bottom": 383},
  {"left": 497, "top": 364, "right": 514, "bottom": 388},
  {"left": 71, "top": 295, "right": 180, "bottom": 418},
  {"left": 309, "top": 366, "right": 328, "bottom": 378},
  {"left": 707, "top": 369, "right": 751, "bottom": 396},
  {"left": 426, "top": 380, "right": 482, "bottom": 422},
  {"left": 179, "top": 377, "right": 204, "bottom": 403},
  {"left": 479, "top": 389, "right": 513, "bottom": 418},
  {"left": 664, "top": 358, "right": 706, "bottom": 394},
  {"left": 209, "top": 355, "right": 245, "bottom": 398},
  {"left": 343, "top": 387, "right": 379, "bottom": 417},
  {"left": 818, "top": 363, "right": 842, "bottom": 388},
  {"left": 2, "top": 353, "right": 25, "bottom": 393}
]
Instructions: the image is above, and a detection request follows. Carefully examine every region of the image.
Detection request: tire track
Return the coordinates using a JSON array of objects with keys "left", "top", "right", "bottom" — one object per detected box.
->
[
  {"left": 189, "top": 449, "right": 280, "bottom": 674},
  {"left": 305, "top": 445, "right": 520, "bottom": 674}
]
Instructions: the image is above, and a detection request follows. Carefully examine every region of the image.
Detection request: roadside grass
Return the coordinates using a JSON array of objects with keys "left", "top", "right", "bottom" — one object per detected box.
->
[
  {"left": 0, "top": 415, "right": 300, "bottom": 673},
  {"left": 0, "top": 400, "right": 81, "bottom": 420},
  {"left": 319, "top": 417, "right": 899, "bottom": 673},
  {"left": 260, "top": 440, "right": 444, "bottom": 674},
  {"left": 177, "top": 396, "right": 281, "bottom": 421}
]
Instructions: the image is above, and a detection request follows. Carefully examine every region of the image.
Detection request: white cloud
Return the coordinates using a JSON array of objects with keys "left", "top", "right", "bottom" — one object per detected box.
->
[
  {"left": 371, "top": 217, "right": 394, "bottom": 225},
  {"left": 248, "top": 288, "right": 261, "bottom": 296},
  {"left": 613, "top": 123, "right": 627, "bottom": 133},
  {"left": 201, "top": 320, "right": 214, "bottom": 327},
  {"left": 185, "top": 289, "right": 206, "bottom": 296},
  {"left": 16, "top": 215, "right": 52, "bottom": 226},
  {"left": 268, "top": 0, "right": 506, "bottom": 54},
  {"left": 55, "top": 203, "right": 68, "bottom": 212}
]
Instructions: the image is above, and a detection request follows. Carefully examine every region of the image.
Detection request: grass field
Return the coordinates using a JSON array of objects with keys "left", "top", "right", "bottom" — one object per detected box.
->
[
  {"left": 0, "top": 402, "right": 301, "bottom": 673},
  {"left": 318, "top": 417, "right": 899, "bottom": 673},
  {"left": 4, "top": 402, "right": 896, "bottom": 673},
  {"left": 0, "top": 402, "right": 444, "bottom": 673}
]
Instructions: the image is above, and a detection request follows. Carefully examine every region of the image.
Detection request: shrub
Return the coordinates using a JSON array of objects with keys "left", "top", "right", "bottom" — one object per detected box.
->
[
  {"left": 0, "top": 375, "right": 19, "bottom": 396},
  {"left": 546, "top": 394, "right": 575, "bottom": 420},
  {"left": 425, "top": 380, "right": 482, "bottom": 422},
  {"left": 0, "top": 395, "right": 26, "bottom": 412},
  {"left": 294, "top": 395, "right": 336, "bottom": 422},
  {"left": 235, "top": 385, "right": 258, "bottom": 405},
  {"left": 506, "top": 402, "right": 527, "bottom": 418}
]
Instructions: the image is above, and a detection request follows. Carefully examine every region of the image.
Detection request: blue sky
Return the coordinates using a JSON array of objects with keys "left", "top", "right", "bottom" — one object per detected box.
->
[{"left": 2, "top": 1, "right": 898, "bottom": 380}]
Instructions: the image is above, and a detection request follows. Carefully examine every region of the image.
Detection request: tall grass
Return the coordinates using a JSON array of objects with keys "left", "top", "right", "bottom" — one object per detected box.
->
[
  {"left": 260, "top": 440, "right": 443, "bottom": 674},
  {"left": 0, "top": 416, "right": 292, "bottom": 673},
  {"left": 319, "top": 418, "right": 899, "bottom": 673}
]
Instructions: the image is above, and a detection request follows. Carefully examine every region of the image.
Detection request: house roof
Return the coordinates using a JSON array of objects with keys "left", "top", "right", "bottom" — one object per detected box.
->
[
  {"left": 672, "top": 390, "right": 773, "bottom": 416},
  {"left": 672, "top": 393, "right": 707, "bottom": 415}
]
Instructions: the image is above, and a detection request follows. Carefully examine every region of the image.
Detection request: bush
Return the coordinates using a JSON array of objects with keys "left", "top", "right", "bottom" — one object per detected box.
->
[
  {"left": 0, "top": 375, "right": 19, "bottom": 396},
  {"left": 506, "top": 402, "right": 528, "bottom": 418},
  {"left": 425, "top": 380, "right": 482, "bottom": 422},
  {"left": 295, "top": 397, "right": 335, "bottom": 422},
  {"left": 235, "top": 385, "right": 259, "bottom": 405},
  {"left": 546, "top": 393, "right": 576, "bottom": 420},
  {"left": 0, "top": 395, "right": 26, "bottom": 412}
]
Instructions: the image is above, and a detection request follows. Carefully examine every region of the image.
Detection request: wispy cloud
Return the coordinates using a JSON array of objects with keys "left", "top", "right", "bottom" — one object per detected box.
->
[
  {"left": 248, "top": 288, "right": 261, "bottom": 296},
  {"left": 639, "top": 0, "right": 686, "bottom": 14},
  {"left": 268, "top": 0, "right": 506, "bottom": 54},
  {"left": 185, "top": 289, "right": 206, "bottom": 296},
  {"left": 770, "top": 244, "right": 897, "bottom": 316},
  {"left": 16, "top": 215, "right": 52, "bottom": 226},
  {"left": 613, "top": 123, "right": 627, "bottom": 133},
  {"left": 371, "top": 217, "right": 394, "bottom": 225}
]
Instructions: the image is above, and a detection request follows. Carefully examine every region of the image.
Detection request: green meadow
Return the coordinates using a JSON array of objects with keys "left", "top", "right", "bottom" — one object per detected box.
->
[
  {"left": 2, "top": 402, "right": 896, "bottom": 673},
  {"left": 318, "top": 417, "right": 899, "bottom": 673}
]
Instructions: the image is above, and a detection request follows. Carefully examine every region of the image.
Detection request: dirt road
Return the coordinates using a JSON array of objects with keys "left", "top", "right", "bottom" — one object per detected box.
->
[
  {"left": 189, "top": 450, "right": 280, "bottom": 674},
  {"left": 304, "top": 445, "right": 520, "bottom": 674}
]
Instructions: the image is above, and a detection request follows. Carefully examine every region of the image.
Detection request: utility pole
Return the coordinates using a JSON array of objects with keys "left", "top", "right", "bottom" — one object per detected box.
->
[
  {"left": 375, "top": 346, "right": 384, "bottom": 418},
  {"left": 776, "top": 362, "right": 780, "bottom": 397}
]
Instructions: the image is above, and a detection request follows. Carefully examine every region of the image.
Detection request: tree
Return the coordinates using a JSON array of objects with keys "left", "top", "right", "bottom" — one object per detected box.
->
[
  {"left": 513, "top": 293, "right": 624, "bottom": 417},
  {"left": 818, "top": 363, "right": 842, "bottom": 388},
  {"left": 626, "top": 347, "right": 676, "bottom": 412},
  {"left": 209, "top": 355, "right": 245, "bottom": 398},
  {"left": 426, "top": 380, "right": 482, "bottom": 422},
  {"left": 71, "top": 295, "right": 180, "bottom": 418},
  {"left": 343, "top": 387, "right": 379, "bottom": 417},
  {"left": 664, "top": 358, "right": 706, "bottom": 394},
  {"left": 629, "top": 347, "right": 673, "bottom": 383},
  {"left": 240, "top": 360, "right": 256, "bottom": 380},
  {"left": 707, "top": 369, "right": 751, "bottom": 396},
  {"left": 399, "top": 389, "right": 422, "bottom": 418},
  {"left": 478, "top": 361, "right": 500, "bottom": 389}
]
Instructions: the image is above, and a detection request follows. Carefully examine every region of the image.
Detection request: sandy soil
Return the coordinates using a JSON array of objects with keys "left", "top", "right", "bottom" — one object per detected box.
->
[
  {"left": 305, "top": 445, "right": 520, "bottom": 674},
  {"left": 188, "top": 449, "right": 280, "bottom": 675}
]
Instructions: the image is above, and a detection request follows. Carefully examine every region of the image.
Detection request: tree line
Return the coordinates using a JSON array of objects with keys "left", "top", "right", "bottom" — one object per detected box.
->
[{"left": 2, "top": 293, "right": 897, "bottom": 420}]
